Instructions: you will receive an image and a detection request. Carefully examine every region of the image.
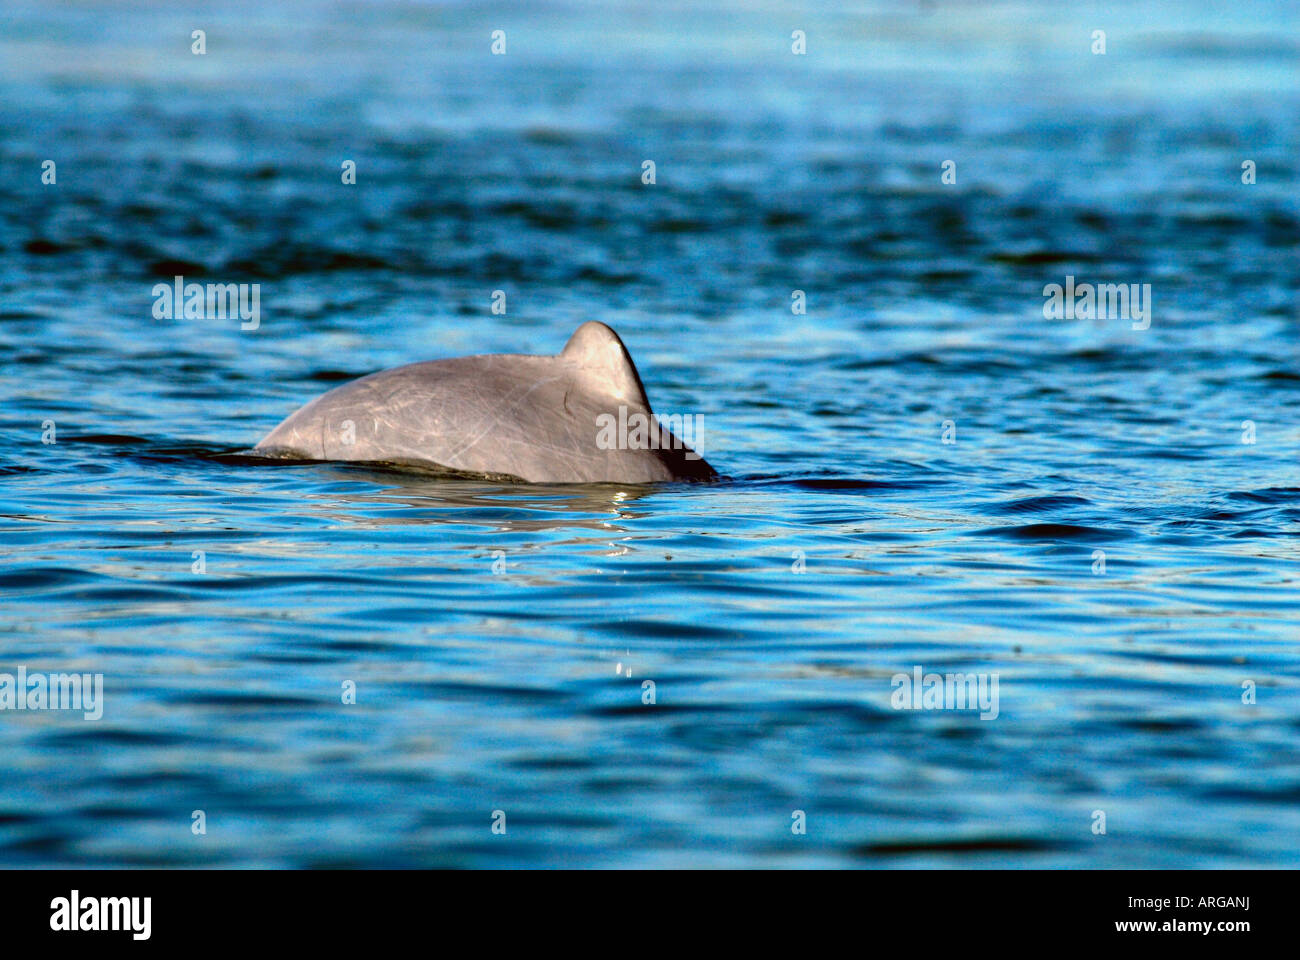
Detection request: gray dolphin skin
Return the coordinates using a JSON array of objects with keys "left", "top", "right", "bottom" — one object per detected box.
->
[{"left": 255, "top": 322, "right": 717, "bottom": 483}]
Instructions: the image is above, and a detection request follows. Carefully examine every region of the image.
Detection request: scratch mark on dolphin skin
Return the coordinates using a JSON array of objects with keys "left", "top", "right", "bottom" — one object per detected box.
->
[{"left": 445, "top": 375, "right": 565, "bottom": 461}]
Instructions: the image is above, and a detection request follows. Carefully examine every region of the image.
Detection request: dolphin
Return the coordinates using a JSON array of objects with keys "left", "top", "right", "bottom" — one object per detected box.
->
[{"left": 254, "top": 322, "right": 717, "bottom": 483}]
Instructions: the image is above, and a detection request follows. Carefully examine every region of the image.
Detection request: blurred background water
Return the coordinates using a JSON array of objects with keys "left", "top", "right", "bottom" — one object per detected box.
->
[{"left": 1, "top": 0, "right": 1298, "bottom": 867}]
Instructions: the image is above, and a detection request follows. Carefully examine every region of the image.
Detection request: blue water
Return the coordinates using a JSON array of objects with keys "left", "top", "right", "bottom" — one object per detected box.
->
[{"left": 1, "top": 0, "right": 1298, "bottom": 867}]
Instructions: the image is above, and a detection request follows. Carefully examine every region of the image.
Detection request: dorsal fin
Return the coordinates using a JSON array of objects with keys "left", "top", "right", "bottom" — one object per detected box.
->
[{"left": 561, "top": 321, "right": 651, "bottom": 408}]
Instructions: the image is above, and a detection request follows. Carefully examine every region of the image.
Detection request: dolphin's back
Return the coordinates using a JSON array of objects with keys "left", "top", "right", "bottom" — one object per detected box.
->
[{"left": 255, "top": 324, "right": 716, "bottom": 483}]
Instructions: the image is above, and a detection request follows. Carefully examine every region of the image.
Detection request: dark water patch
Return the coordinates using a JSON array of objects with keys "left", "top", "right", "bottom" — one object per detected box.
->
[
  {"left": 387, "top": 680, "right": 573, "bottom": 704},
  {"left": 585, "top": 618, "right": 744, "bottom": 642},
  {"left": 836, "top": 352, "right": 944, "bottom": 371},
  {"left": 586, "top": 701, "right": 743, "bottom": 719},
  {"left": 23, "top": 238, "right": 68, "bottom": 255},
  {"left": 71, "top": 585, "right": 193, "bottom": 603},
  {"left": 1202, "top": 784, "right": 1300, "bottom": 805},
  {"left": 43, "top": 728, "right": 193, "bottom": 748},
  {"left": 988, "top": 250, "right": 1103, "bottom": 266},
  {"left": 1111, "top": 446, "right": 1212, "bottom": 461},
  {"left": 491, "top": 199, "right": 585, "bottom": 229},
  {"left": 986, "top": 495, "right": 1092, "bottom": 514},
  {"left": 146, "top": 257, "right": 207, "bottom": 277},
  {"left": 1111, "top": 717, "right": 1208, "bottom": 734},
  {"left": 305, "top": 638, "right": 422, "bottom": 655},
  {"left": 1061, "top": 347, "right": 1155, "bottom": 372},
  {"left": 522, "top": 128, "right": 580, "bottom": 146},
  {"left": 0, "top": 567, "right": 107, "bottom": 592},
  {"left": 61, "top": 438, "right": 290, "bottom": 466},
  {"left": 59, "top": 434, "right": 151, "bottom": 446},
  {"left": 854, "top": 835, "right": 1060, "bottom": 856},
  {"left": 571, "top": 264, "right": 639, "bottom": 285},
  {"left": 507, "top": 755, "right": 597, "bottom": 771},
  {"left": 304, "top": 369, "right": 371, "bottom": 382},
  {"left": 1196, "top": 509, "right": 1256, "bottom": 522},
  {"left": 0, "top": 811, "right": 43, "bottom": 826},
  {"left": 224, "top": 247, "right": 394, "bottom": 278},
  {"left": 1227, "top": 487, "right": 1300, "bottom": 504},
  {"left": 168, "top": 692, "right": 324, "bottom": 710},
  {"left": 972, "top": 523, "right": 1130, "bottom": 543},
  {"left": 649, "top": 217, "right": 711, "bottom": 234}
]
